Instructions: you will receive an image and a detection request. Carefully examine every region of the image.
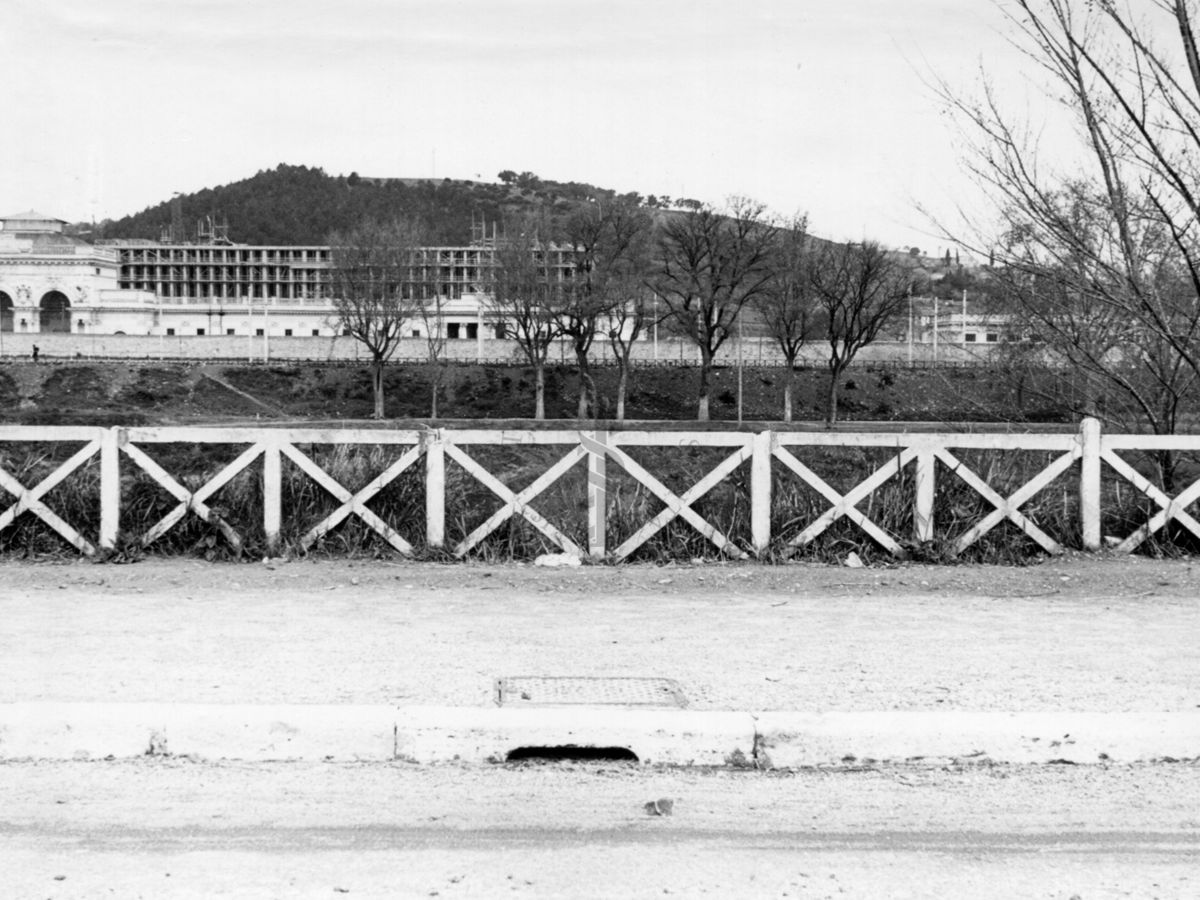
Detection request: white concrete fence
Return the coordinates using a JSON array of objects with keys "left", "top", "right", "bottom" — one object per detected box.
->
[{"left": 1, "top": 418, "right": 1197, "bottom": 559}]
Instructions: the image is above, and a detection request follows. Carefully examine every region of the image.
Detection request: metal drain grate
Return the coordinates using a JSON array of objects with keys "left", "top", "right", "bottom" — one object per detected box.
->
[{"left": 495, "top": 676, "right": 688, "bottom": 708}]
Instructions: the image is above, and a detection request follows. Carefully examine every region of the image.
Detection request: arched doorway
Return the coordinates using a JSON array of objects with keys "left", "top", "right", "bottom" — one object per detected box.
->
[
  {"left": 39, "top": 291, "right": 71, "bottom": 333},
  {"left": 0, "top": 291, "right": 12, "bottom": 333}
]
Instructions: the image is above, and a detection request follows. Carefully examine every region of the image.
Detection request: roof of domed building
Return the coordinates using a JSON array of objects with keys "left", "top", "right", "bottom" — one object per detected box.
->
[{"left": 1, "top": 210, "right": 68, "bottom": 233}]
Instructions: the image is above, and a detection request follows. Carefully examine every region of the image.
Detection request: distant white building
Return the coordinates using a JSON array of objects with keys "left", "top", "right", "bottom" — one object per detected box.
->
[
  {"left": 0, "top": 212, "right": 561, "bottom": 342},
  {"left": 0, "top": 211, "right": 156, "bottom": 335}
]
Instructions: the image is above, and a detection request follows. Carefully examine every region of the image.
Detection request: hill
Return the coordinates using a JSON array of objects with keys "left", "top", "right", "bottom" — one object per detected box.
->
[{"left": 86, "top": 165, "right": 694, "bottom": 246}]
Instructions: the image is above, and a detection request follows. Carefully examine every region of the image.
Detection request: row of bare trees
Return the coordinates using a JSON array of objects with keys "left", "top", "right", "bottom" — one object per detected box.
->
[{"left": 327, "top": 201, "right": 915, "bottom": 425}]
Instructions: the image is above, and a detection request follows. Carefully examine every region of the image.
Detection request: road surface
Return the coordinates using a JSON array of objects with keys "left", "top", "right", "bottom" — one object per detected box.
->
[{"left": 3, "top": 759, "right": 1197, "bottom": 898}]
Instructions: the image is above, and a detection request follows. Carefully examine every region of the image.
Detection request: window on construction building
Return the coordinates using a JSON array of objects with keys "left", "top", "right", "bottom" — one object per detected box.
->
[
  {"left": 466, "top": 323, "right": 478, "bottom": 339},
  {"left": 964, "top": 333, "right": 977, "bottom": 343},
  {"left": 312, "top": 329, "right": 320, "bottom": 336},
  {"left": 284, "top": 329, "right": 293, "bottom": 337},
  {"left": 196, "top": 328, "right": 205, "bottom": 336},
  {"left": 166, "top": 328, "right": 176, "bottom": 336},
  {"left": 447, "top": 323, "right": 461, "bottom": 339},
  {"left": 226, "top": 329, "right": 235, "bottom": 336},
  {"left": 256, "top": 329, "right": 264, "bottom": 336},
  {"left": 986, "top": 333, "right": 999, "bottom": 343}
]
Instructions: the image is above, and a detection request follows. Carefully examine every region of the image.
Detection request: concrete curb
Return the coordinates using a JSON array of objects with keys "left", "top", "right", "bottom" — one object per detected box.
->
[
  {"left": 0, "top": 703, "right": 396, "bottom": 762},
  {"left": 1, "top": 704, "right": 1197, "bottom": 765},
  {"left": 753, "top": 712, "right": 1200, "bottom": 767}
]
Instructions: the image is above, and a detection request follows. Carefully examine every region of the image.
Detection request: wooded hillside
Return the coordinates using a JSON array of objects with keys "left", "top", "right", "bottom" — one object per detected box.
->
[{"left": 88, "top": 164, "right": 690, "bottom": 246}]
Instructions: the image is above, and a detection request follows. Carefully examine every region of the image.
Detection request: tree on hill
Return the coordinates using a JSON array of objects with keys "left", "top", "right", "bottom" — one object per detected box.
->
[
  {"left": 327, "top": 219, "right": 427, "bottom": 418},
  {"left": 653, "top": 197, "right": 779, "bottom": 421},
  {"left": 90, "top": 164, "right": 680, "bottom": 248}
]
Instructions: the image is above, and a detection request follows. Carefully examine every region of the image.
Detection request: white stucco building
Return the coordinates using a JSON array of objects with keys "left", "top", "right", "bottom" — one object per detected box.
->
[{"left": 0, "top": 211, "right": 157, "bottom": 335}]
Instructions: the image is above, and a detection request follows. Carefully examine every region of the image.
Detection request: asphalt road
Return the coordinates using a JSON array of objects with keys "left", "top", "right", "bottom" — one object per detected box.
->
[{"left": 4, "top": 759, "right": 1198, "bottom": 899}]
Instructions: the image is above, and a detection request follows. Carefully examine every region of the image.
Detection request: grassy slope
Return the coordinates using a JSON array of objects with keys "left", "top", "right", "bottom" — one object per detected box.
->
[{"left": 0, "top": 360, "right": 1064, "bottom": 426}]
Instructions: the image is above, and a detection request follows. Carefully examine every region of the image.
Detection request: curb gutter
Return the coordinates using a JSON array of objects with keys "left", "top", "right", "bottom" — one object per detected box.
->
[{"left": 1, "top": 704, "right": 1196, "bottom": 766}]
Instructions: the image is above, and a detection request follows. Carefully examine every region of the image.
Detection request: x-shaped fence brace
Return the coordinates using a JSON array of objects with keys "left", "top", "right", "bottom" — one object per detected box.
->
[
  {"left": 1101, "top": 448, "right": 1200, "bottom": 553},
  {"left": 773, "top": 443, "right": 915, "bottom": 556},
  {"left": 114, "top": 435, "right": 429, "bottom": 554},
  {"left": 444, "top": 433, "right": 753, "bottom": 560},
  {"left": 121, "top": 440, "right": 260, "bottom": 550},
  {"left": 446, "top": 441, "right": 586, "bottom": 558},
  {"left": 938, "top": 444, "right": 1079, "bottom": 555},
  {"left": 602, "top": 440, "right": 751, "bottom": 560},
  {"left": 0, "top": 439, "right": 101, "bottom": 555},
  {"left": 281, "top": 440, "right": 424, "bottom": 554},
  {"left": 773, "top": 440, "right": 1080, "bottom": 557}
]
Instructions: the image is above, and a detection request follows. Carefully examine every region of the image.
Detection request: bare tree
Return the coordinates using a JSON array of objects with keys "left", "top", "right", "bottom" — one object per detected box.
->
[
  {"left": 327, "top": 219, "right": 425, "bottom": 419},
  {"left": 757, "top": 213, "right": 819, "bottom": 421},
  {"left": 486, "top": 214, "right": 563, "bottom": 420},
  {"left": 606, "top": 283, "right": 656, "bottom": 421},
  {"left": 415, "top": 284, "right": 448, "bottom": 419},
  {"left": 653, "top": 197, "right": 779, "bottom": 420},
  {"left": 936, "top": 0, "right": 1200, "bottom": 484},
  {"left": 810, "top": 241, "right": 913, "bottom": 426},
  {"left": 559, "top": 200, "right": 653, "bottom": 419}
]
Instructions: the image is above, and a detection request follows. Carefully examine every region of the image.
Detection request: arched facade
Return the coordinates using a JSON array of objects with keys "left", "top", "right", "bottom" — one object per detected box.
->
[{"left": 39, "top": 290, "right": 72, "bottom": 333}]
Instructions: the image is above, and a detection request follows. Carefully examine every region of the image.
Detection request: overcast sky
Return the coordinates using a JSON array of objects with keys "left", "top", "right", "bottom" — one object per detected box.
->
[{"left": 3, "top": 0, "right": 1036, "bottom": 251}]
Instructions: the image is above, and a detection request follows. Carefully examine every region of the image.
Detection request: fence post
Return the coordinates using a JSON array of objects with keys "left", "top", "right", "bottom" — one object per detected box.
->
[
  {"left": 751, "top": 431, "right": 772, "bottom": 556},
  {"left": 914, "top": 445, "right": 935, "bottom": 543},
  {"left": 263, "top": 434, "right": 281, "bottom": 555},
  {"left": 1080, "top": 416, "right": 1101, "bottom": 551},
  {"left": 99, "top": 427, "right": 121, "bottom": 551},
  {"left": 425, "top": 429, "right": 445, "bottom": 550},
  {"left": 584, "top": 431, "right": 608, "bottom": 559}
]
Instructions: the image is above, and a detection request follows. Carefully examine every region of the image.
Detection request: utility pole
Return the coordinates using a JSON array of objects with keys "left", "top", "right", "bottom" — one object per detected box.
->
[
  {"left": 736, "top": 308, "right": 744, "bottom": 424},
  {"left": 932, "top": 295, "right": 939, "bottom": 362},
  {"left": 907, "top": 289, "right": 913, "bottom": 364}
]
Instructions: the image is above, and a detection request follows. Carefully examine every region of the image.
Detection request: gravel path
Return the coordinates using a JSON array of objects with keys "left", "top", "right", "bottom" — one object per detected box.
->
[{"left": 2, "top": 555, "right": 1197, "bottom": 711}]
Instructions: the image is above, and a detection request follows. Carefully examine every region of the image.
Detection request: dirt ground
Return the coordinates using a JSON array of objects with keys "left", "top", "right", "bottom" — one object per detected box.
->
[{"left": 2, "top": 554, "right": 1196, "bottom": 712}]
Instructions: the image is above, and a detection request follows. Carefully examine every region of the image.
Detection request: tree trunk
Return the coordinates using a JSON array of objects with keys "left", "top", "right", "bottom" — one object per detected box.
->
[
  {"left": 576, "top": 350, "right": 593, "bottom": 420},
  {"left": 697, "top": 350, "right": 713, "bottom": 422},
  {"left": 534, "top": 364, "right": 545, "bottom": 420},
  {"left": 825, "top": 365, "right": 840, "bottom": 427},
  {"left": 430, "top": 379, "right": 438, "bottom": 420},
  {"left": 783, "top": 375, "right": 794, "bottom": 423},
  {"left": 615, "top": 362, "right": 628, "bottom": 421},
  {"left": 372, "top": 361, "right": 385, "bottom": 419}
]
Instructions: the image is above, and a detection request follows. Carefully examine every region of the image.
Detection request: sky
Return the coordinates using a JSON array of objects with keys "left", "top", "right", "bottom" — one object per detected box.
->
[{"left": 2, "top": 0, "right": 1038, "bottom": 251}]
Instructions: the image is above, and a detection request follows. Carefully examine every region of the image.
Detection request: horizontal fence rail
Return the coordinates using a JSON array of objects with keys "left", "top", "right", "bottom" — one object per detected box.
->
[{"left": 0, "top": 418, "right": 1198, "bottom": 560}]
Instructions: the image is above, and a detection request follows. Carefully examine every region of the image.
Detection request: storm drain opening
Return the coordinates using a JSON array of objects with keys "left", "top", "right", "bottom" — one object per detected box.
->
[{"left": 505, "top": 746, "right": 640, "bottom": 763}]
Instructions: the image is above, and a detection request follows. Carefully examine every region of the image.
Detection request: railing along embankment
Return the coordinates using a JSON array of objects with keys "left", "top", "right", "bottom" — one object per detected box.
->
[{"left": 0, "top": 419, "right": 1196, "bottom": 561}]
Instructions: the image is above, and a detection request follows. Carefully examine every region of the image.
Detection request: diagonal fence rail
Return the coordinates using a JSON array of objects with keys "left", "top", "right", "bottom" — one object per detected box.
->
[{"left": 0, "top": 418, "right": 1197, "bottom": 559}]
